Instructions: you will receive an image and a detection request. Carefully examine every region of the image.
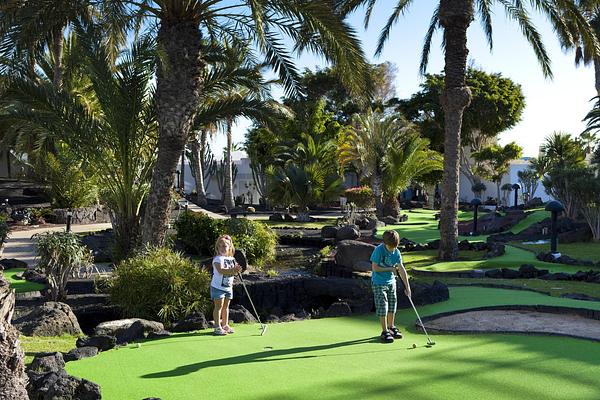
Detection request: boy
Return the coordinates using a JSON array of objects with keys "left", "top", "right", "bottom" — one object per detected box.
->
[{"left": 370, "top": 230, "right": 411, "bottom": 343}]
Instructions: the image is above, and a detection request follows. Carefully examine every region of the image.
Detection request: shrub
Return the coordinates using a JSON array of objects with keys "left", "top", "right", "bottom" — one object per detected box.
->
[
  {"left": 33, "top": 231, "right": 93, "bottom": 301},
  {"left": 108, "top": 247, "right": 212, "bottom": 324},
  {"left": 174, "top": 211, "right": 277, "bottom": 267},
  {"left": 226, "top": 218, "right": 277, "bottom": 267},
  {"left": 344, "top": 186, "right": 374, "bottom": 209},
  {"left": 174, "top": 211, "right": 224, "bottom": 255}
]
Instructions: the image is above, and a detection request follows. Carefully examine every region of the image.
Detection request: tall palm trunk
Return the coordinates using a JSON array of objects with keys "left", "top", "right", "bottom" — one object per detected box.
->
[
  {"left": 438, "top": 0, "right": 474, "bottom": 260},
  {"left": 371, "top": 173, "right": 384, "bottom": 217},
  {"left": 189, "top": 132, "right": 207, "bottom": 206},
  {"left": 52, "top": 27, "right": 64, "bottom": 89},
  {"left": 142, "top": 20, "right": 203, "bottom": 246},
  {"left": 224, "top": 118, "right": 235, "bottom": 210},
  {"left": 595, "top": 58, "right": 600, "bottom": 96}
]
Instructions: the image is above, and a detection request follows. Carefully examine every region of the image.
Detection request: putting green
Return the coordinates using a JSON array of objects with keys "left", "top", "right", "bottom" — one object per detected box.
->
[
  {"left": 66, "top": 287, "right": 600, "bottom": 400},
  {"left": 412, "top": 245, "right": 597, "bottom": 274},
  {"left": 2, "top": 268, "right": 45, "bottom": 293}
]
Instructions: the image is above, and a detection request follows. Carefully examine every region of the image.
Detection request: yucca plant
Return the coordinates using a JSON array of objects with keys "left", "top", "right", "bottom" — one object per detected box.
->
[{"left": 33, "top": 231, "right": 93, "bottom": 302}]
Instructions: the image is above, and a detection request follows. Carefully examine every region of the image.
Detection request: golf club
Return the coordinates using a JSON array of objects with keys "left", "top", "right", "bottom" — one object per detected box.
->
[
  {"left": 237, "top": 272, "right": 267, "bottom": 336},
  {"left": 395, "top": 266, "right": 436, "bottom": 347},
  {"left": 408, "top": 296, "right": 435, "bottom": 347}
]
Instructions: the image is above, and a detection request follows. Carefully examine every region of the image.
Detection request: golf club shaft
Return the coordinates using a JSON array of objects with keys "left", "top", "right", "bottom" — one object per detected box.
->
[
  {"left": 394, "top": 266, "right": 434, "bottom": 344},
  {"left": 237, "top": 273, "right": 264, "bottom": 327},
  {"left": 408, "top": 296, "right": 434, "bottom": 344}
]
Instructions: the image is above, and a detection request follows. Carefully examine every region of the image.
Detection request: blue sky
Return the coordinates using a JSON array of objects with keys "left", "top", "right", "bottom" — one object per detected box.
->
[{"left": 212, "top": 1, "right": 596, "bottom": 159}]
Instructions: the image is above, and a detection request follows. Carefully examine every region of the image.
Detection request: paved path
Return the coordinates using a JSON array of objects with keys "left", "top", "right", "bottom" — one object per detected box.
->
[
  {"left": 2, "top": 223, "right": 111, "bottom": 267},
  {"left": 2, "top": 203, "right": 227, "bottom": 267}
]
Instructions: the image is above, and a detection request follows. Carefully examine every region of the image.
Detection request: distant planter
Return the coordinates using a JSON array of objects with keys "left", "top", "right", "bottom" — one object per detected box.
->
[{"left": 51, "top": 207, "right": 111, "bottom": 225}]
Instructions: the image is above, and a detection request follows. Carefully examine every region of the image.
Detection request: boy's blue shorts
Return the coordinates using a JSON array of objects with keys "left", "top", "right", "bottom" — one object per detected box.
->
[{"left": 210, "top": 286, "right": 233, "bottom": 300}]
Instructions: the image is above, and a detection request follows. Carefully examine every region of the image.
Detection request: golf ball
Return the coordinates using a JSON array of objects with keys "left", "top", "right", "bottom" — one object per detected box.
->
[
  {"left": 412, "top": 343, "right": 417, "bottom": 348},
  {"left": 136, "top": 343, "right": 141, "bottom": 348}
]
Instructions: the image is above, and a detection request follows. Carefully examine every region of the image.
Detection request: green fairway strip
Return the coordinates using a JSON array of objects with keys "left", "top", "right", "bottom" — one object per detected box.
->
[
  {"left": 66, "top": 287, "right": 600, "bottom": 400},
  {"left": 2, "top": 268, "right": 45, "bottom": 293},
  {"left": 412, "top": 245, "right": 599, "bottom": 273}
]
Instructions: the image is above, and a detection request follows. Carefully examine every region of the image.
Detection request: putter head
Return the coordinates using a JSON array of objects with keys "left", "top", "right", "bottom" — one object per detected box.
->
[{"left": 260, "top": 324, "right": 267, "bottom": 336}]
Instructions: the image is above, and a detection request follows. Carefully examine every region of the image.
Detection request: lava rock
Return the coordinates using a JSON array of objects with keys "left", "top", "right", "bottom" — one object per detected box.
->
[
  {"left": 63, "top": 347, "right": 98, "bottom": 362},
  {"left": 13, "top": 302, "right": 82, "bottom": 337},
  {"left": 0, "top": 258, "right": 28, "bottom": 270},
  {"left": 94, "top": 318, "right": 164, "bottom": 342},
  {"left": 76, "top": 335, "right": 116, "bottom": 352},
  {"left": 458, "top": 240, "right": 472, "bottom": 251},
  {"left": 171, "top": 312, "right": 209, "bottom": 332},
  {"left": 29, "top": 352, "right": 65, "bottom": 374},
  {"left": 22, "top": 268, "right": 47, "bottom": 284},
  {"left": 334, "top": 240, "right": 376, "bottom": 270},
  {"left": 321, "top": 225, "right": 339, "bottom": 239},
  {"left": 382, "top": 216, "right": 399, "bottom": 225},
  {"left": 484, "top": 243, "right": 505, "bottom": 259},
  {"left": 27, "top": 369, "right": 101, "bottom": 400},
  {"left": 485, "top": 269, "right": 503, "bottom": 279},
  {"left": 336, "top": 225, "right": 360, "bottom": 241},
  {"left": 229, "top": 305, "right": 257, "bottom": 323},
  {"left": 325, "top": 301, "right": 352, "bottom": 317},
  {"left": 500, "top": 268, "right": 521, "bottom": 279},
  {"left": 147, "top": 330, "right": 172, "bottom": 339}
]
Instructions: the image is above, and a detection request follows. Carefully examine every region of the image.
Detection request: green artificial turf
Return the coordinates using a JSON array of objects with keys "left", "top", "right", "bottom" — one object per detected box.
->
[
  {"left": 66, "top": 287, "right": 600, "bottom": 400},
  {"left": 515, "top": 242, "right": 600, "bottom": 263},
  {"left": 2, "top": 268, "right": 46, "bottom": 293},
  {"left": 412, "top": 245, "right": 600, "bottom": 274},
  {"left": 510, "top": 209, "right": 548, "bottom": 234}
]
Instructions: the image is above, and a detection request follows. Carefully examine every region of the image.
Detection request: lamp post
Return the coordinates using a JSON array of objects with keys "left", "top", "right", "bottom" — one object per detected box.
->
[
  {"left": 545, "top": 200, "right": 565, "bottom": 257},
  {"left": 512, "top": 183, "right": 520, "bottom": 208},
  {"left": 66, "top": 209, "right": 73, "bottom": 232},
  {"left": 470, "top": 198, "right": 482, "bottom": 236}
]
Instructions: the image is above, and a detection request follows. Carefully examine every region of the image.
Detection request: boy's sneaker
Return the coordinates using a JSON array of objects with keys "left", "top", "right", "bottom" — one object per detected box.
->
[
  {"left": 223, "top": 325, "right": 235, "bottom": 334},
  {"left": 389, "top": 326, "right": 403, "bottom": 339},
  {"left": 213, "top": 327, "right": 227, "bottom": 336},
  {"left": 380, "top": 330, "right": 394, "bottom": 343}
]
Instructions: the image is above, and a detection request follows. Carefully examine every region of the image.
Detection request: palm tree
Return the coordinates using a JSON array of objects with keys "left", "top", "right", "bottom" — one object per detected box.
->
[
  {"left": 0, "top": 30, "right": 157, "bottom": 258},
  {"left": 337, "top": 0, "right": 599, "bottom": 260},
  {"left": 102, "top": 1, "right": 371, "bottom": 246},
  {"left": 382, "top": 136, "right": 443, "bottom": 218},
  {"left": 338, "top": 110, "right": 420, "bottom": 217},
  {"left": 540, "top": 132, "right": 586, "bottom": 169}
]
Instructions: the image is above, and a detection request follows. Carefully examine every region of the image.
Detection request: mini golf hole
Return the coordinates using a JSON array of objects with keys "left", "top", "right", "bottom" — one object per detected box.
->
[{"left": 263, "top": 346, "right": 273, "bottom": 350}]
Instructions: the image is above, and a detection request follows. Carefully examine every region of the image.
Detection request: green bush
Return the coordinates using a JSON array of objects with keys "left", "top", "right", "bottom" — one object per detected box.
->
[
  {"left": 108, "top": 247, "right": 211, "bottom": 324},
  {"left": 226, "top": 218, "right": 277, "bottom": 267},
  {"left": 174, "top": 211, "right": 277, "bottom": 267},
  {"left": 33, "top": 231, "right": 93, "bottom": 301},
  {"left": 174, "top": 211, "right": 224, "bottom": 255},
  {"left": 344, "top": 186, "right": 374, "bottom": 209}
]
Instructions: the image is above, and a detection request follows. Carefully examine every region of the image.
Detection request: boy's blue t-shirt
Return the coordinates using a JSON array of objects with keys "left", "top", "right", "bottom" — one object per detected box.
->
[{"left": 370, "top": 244, "right": 402, "bottom": 285}]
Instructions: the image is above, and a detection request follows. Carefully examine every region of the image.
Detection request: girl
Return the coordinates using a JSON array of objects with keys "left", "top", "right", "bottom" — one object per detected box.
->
[{"left": 211, "top": 235, "right": 241, "bottom": 336}]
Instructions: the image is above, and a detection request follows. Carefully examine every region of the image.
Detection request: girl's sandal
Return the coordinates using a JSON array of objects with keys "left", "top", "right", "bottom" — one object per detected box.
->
[{"left": 223, "top": 325, "right": 235, "bottom": 334}]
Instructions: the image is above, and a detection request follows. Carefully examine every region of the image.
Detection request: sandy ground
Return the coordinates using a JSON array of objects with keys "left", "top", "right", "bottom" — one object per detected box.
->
[{"left": 425, "top": 310, "right": 600, "bottom": 341}]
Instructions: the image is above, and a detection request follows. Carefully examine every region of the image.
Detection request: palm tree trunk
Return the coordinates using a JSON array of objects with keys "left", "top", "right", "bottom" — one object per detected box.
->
[
  {"left": 52, "top": 27, "right": 64, "bottom": 89},
  {"left": 189, "top": 134, "right": 207, "bottom": 206},
  {"left": 382, "top": 194, "right": 400, "bottom": 219},
  {"left": 594, "top": 57, "right": 600, "bottom": 96},
  {"left": 438, "top": 0, "right": 474, "bottom": 260},
  {"left": 224, "top": 118, "right": 235, "bottom": 210},
  {"left": 371, "top": 173, "right": 384, "bottom": 217},
  {"left": 142, "top": 20, "right": 203, "bottom": 246}
]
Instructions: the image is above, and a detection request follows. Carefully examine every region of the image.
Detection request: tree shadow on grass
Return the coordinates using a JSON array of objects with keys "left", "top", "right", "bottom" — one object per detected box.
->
[{"left": 140, "top": 337, "right": 381, "bottom": 379}]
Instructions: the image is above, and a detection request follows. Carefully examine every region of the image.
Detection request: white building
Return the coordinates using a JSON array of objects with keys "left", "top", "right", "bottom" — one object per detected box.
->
[
  {"left": 180, "top": 151, "right": 261, "bottom": 204},
  {"left": 458, "top": 157, "right": 553, "bottom": 205}
]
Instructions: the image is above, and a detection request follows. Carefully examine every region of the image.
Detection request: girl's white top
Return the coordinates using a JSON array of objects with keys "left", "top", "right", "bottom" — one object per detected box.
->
[{"left": 211, "top": 255, "right": 236, "bottom": 291}]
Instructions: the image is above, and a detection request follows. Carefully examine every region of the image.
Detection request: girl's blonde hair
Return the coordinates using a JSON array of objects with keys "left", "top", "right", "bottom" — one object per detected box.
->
[{"left": 214, "top": 234, "right": 235, "bottom": 256}]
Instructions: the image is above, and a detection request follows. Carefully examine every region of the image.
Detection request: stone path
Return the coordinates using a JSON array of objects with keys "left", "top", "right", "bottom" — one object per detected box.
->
[
  {"left": 2, "top": 203, "right": 227, "bottom": 267},
  {"left": 2, "top": 223, "right": 112, "bottom": 267}
]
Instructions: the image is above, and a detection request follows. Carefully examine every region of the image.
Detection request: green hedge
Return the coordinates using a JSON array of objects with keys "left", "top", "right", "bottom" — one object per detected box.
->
[
  {"left": 0, "top": 214, "right": 8, "bottom": 246},
  {"left": 174, "top": 211, "right": 277, "bottom": 267},
  {"left": 108, "top": 247, "right": 211, "bottom": 324},
  {"left": 344, "top": 186, "right": 374, "bottom": 209}
]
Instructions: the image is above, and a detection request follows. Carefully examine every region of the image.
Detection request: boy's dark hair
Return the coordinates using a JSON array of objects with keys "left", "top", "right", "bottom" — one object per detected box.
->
[{"left": 382, "top": 230, "right": 400, "bottom": 247}]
